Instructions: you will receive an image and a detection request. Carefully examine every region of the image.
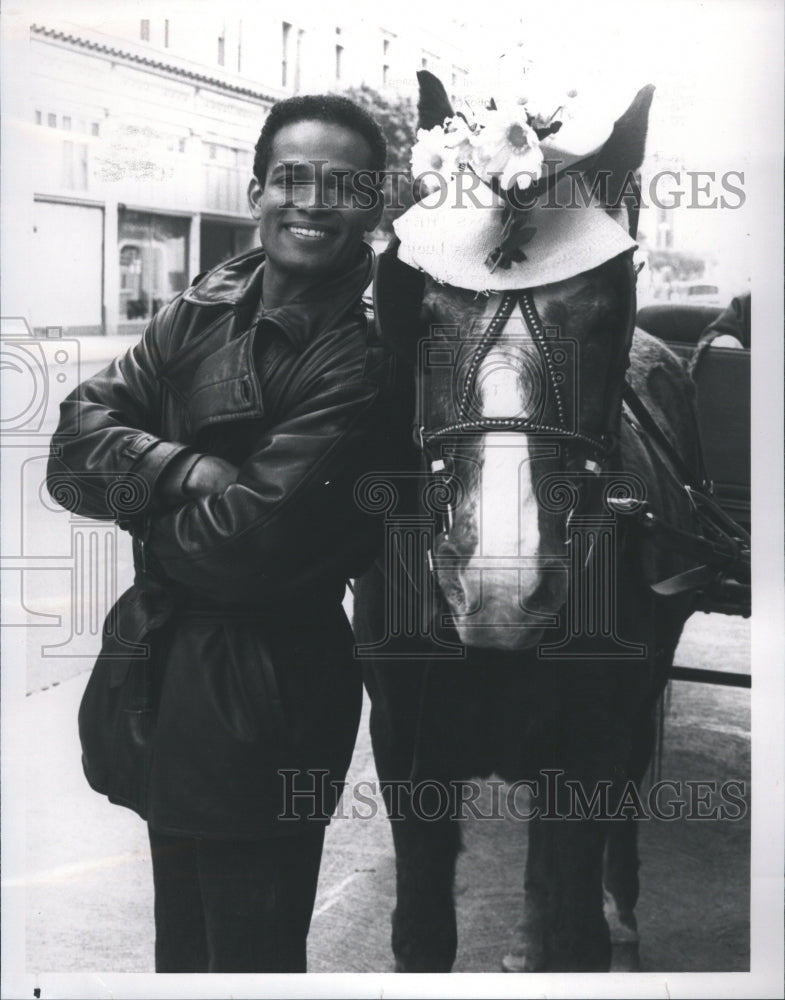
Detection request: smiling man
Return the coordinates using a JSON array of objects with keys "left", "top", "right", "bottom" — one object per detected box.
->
[
  {"left": 47, "top": 95, "right": 398, "bottom": 972},
  {"left": 251, "top": 114, "right": 381, "bottom": 302}
]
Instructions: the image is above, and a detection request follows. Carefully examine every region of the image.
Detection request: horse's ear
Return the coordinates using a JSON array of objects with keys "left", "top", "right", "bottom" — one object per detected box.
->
[
  {"left": 587, "top": 84, "right": 655, "bottom": 206},
  {"left": 417, "top": 70, "right": 454, "bottom": 129},
  {"left": 608, "top": 84, "right": 656, "bottom": 170}
]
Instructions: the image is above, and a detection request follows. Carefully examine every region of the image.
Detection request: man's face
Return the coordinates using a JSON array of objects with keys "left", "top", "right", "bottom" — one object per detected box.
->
[{"left": 248, "top": 119, "right": 381, "bottom": 284}]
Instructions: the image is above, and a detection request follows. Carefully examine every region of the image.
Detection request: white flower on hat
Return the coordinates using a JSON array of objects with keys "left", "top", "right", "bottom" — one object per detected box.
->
[
  {"left": 410, "top": 125, "right": 459, "bottom": 192},
  {"left": 469, "top": 107, "right": 544, "bottom": 190},
  {"left": 408, "top": 58, "right": 593, "bottom": 201},
  {"left": 410, "top": 116, "right": 475, "bottom": 192},
  {"left": 441, "top": 114, "right": 475, "bottom": 163}
]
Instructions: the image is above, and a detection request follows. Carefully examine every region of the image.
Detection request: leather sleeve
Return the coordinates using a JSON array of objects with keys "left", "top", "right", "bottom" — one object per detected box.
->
[
  {"left": 145, "top": 346, "right": 395, "bottom": 602},
  {"left": 46, "top": 300, "right": 196, "bottom": 522}
]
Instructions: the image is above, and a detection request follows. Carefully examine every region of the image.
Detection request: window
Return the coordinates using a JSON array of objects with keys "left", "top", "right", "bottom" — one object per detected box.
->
[
  {"left": 293, "top": 28, "right": 304, "bottom": 91},
  {"left": 335, "top": 44, "right": 343, "bottom": 81},
  {"left": 204, "top": 143, "right": 247, "bottom": 167},
  {"left": 38, "top": 112, "right": 99, "bottom": 137},
  {"left": 118, "top": 211, "right": 189, "bottom": 325},
  {"left": 282, "top": 21, "right": 291, "bottom": 87},
  {"left": 203, "top": 146, "right": 252, "bottom": 212},
  {"left": 164, "top": 19, "right": 170, "bottom": 47},
  {"left": 140, "top": 19, "right": 150, "bottom": 41},
  {"left": 217, "top": 34, "right": 225, "bottom": 66},
  {"left": 200, "top": 220, "right": 256, "bottom": 272},
  {"left": 61, "top": 139, "right": 89, "bottom": 190},
  {"left": 237, "top": 20, "right": 242, "bottom": 71}
]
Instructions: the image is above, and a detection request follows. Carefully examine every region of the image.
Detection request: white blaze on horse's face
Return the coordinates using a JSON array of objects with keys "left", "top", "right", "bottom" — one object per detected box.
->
[{"left": 435, "top": 301, "right": 567, "bottom": 650}]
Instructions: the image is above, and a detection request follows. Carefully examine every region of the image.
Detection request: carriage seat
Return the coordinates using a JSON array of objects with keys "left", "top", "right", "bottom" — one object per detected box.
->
[
  {"left": 636, "top": 302, "right": 750, "bottom": 537},
  {"left": 690, "top": 345, "right": 751, "bottom": 535},
  {"left": 636, "top": 303, "right": 723, "bottom": 361}
]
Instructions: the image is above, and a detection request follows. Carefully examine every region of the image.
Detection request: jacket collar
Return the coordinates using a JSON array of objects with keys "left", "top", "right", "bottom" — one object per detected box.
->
[{"left": 183, "top": 242, "right": 374, "bottom": 351}]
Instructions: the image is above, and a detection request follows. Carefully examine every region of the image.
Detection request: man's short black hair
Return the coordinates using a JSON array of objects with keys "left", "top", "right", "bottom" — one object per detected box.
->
[{"left": 253, "top": 94, "right": 387, "bottom": 184}]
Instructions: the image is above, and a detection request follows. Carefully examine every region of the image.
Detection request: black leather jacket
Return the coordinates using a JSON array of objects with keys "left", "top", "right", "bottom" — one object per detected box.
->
[{"left": 47, "top": 244, "right": 401, "bottom": 836}]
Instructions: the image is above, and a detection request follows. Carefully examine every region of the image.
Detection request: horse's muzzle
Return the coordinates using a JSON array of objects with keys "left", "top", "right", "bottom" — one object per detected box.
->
[{"left": 432, "top": 539, "right": 567, "bottom": 650}]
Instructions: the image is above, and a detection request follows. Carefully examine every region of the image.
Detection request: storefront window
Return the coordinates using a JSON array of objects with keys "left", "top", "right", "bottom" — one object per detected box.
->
[
  {"left": 118, "top": 210, "right": 189, "bottom": 323},
  {"left": 200, "top": 220, "right": 256, "bottom": 272}
]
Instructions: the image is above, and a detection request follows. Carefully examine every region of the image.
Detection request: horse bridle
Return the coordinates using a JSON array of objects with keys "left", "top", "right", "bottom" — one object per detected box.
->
[
  {"left": 418, "top": 258, "right": 749, "bottom": 588},
  {"left": 374, "top": 244, "right": 750, "bottom": 596},
  {"left": 418, "top": 253, "right": 635, "bottom": 496},
  {"left": 418, "top": 282, "right": 633, "bottom": 471},
  {"left": 415, "top": 256, "right": 640, "bottom": 568}
]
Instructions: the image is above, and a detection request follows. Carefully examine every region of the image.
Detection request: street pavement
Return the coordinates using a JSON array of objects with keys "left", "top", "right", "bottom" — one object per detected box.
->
[{"left": 12, "top": 612, "right": 751, "bottom": 979}]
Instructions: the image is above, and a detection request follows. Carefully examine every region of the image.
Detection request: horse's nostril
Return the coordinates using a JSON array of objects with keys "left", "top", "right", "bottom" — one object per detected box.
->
[
  {"left": 440, "top": 575, "right": 468, "bottom": 614},
  {"left": 433, "top": 538, "right": 464, "bottom": 577},
  {"left": 434, "top": 538, "right": 459, "bottom": 560},
  {"left": 431, "top": 540, "right": 469, "bottom": 612}
]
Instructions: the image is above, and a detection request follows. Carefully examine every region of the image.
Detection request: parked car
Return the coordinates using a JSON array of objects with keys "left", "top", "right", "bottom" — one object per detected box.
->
[{"left": 669, "top": 281, "right": 722, "bottom": 305}]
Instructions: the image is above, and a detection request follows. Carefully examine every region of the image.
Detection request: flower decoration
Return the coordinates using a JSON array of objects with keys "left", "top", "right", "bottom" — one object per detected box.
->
[
  {"left": 469, "top": 109, "right": 543, "bottom": 190},
  {"left": 410, "top": 124, "right": 464, "bottom": 195},
  {"left": 408, "top": 76, "right": 578, "bottom": 271},
  {"left": 409, "top": 87, "right": 575, "bottom": 194}
]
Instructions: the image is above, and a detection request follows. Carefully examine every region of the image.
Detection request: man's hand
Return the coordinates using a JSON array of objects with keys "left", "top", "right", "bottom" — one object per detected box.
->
[
  {"left": 156, "top": 453, "right": 238, "bottom": 507},
  {"left": 182, "top": 455, "right": 238, "bottom": 499}
]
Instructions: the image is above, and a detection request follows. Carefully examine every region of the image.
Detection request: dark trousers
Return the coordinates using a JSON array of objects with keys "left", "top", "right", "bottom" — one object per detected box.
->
[{"left": 148, "top": 824, "right": 326, "bottom": 972}]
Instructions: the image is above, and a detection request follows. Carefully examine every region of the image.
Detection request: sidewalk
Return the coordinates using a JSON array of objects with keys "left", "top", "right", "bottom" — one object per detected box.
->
[
  {"left": 7, "top": 613, "right": 751, "bottom": 986},
  {"left": 17, "top": 671, "right": 396, "bottom": 976},
  {"left": 23, "top": 673, "right": 155, "bottom": 972}
]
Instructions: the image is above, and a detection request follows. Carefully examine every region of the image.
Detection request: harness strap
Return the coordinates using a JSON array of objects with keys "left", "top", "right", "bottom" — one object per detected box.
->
[
  {"left": 622, "top": 380, "right": 748, "bottom": 538},
  {"left": 601, "top": 251, "right": 639, "bottom": 456},
  {"left": 615, "top": 383, "right": 750, "bottom": 596},
  {"left": 457, "top": 292, "right": 517, "bottom": 415},
  {"left": 622, "top": 382, "right": 708, "bottom": 492}
]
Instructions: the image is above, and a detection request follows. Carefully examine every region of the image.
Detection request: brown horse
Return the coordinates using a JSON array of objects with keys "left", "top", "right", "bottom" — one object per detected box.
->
[{"left": 354, "top": 72, "right": 703, "bottom": 971}]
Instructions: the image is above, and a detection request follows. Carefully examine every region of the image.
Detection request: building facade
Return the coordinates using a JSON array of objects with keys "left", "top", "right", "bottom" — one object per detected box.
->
[{"left": 3, "top": 8, "right": 468, "bottom": 336}]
